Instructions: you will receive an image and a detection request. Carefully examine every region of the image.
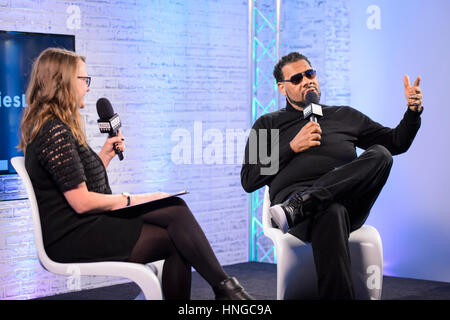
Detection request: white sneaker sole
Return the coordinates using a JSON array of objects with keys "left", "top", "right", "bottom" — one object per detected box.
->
[{"left": 269, "top": 205, "right": 289, "bottom": 233}]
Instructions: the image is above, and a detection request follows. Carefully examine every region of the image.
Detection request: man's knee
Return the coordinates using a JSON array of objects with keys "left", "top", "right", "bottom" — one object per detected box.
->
[{"left": 367, "top": 144, "right": 393, "bottom": 167}]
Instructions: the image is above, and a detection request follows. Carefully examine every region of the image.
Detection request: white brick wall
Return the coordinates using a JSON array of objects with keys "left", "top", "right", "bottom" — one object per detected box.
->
[
  {"left": 0, "top": 0, "right": 250, "bottom": 299},
  {"left": 0, "top": 0, "right": 351, "bottom": 299},
  {"left": 280, "top": 0, "right": 351, "bottom": 107}
]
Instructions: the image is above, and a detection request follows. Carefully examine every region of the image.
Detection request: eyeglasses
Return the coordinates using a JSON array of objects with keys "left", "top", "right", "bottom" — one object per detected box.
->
[
  {"left": 77, "top": 76, "right": 91, "bottom": 87},
  {"left": 281, "top": 69, "right": 316, "bottom": 85}
]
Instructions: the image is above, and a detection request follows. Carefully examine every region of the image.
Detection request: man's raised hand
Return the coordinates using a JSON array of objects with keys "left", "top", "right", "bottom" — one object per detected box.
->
[{"left": 403, "top": 75, "right": 423, "bottom": 112}]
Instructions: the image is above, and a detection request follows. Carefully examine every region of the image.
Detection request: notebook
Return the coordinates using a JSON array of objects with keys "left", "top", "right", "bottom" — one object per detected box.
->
[{"left": 112, "top": 190, "right": 189, "bottom": 213}]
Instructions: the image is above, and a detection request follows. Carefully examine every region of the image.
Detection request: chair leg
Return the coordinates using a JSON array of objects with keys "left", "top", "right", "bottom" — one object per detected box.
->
[{"left": 134, "top": 290, "right": 146, "bottom": 300}]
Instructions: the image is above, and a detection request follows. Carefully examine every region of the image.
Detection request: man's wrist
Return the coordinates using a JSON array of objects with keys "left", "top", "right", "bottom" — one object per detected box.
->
[{"left": 407, "top": 105, "right": 424, "bottom": 115}]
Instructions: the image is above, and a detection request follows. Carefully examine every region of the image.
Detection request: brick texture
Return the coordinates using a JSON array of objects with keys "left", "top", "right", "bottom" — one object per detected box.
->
[{"left": 0, "top": 0, "right": 350, "bottom": 299}]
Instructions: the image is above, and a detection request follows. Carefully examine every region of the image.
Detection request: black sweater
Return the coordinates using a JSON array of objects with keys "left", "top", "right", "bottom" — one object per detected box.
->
[{"left": 241, "top": 102, "right": 422, "bottom": 204}]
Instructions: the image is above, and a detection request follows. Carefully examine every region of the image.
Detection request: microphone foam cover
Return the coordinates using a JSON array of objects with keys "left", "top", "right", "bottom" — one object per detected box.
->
[
  {"left": 305, "top": 90, "right": 319, "bottom": 105},
  {"left": 96, "top": 98, "right": 114, "bottom": 119}
]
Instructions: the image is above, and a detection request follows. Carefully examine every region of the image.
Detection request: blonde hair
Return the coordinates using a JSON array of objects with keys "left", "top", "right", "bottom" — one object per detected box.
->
[{"left": 19, "top": 47, "right": 87, "bottom": 151}]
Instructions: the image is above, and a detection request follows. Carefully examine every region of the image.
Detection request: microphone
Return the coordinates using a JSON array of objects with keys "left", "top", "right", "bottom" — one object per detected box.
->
[
  {"left": 96, "top": 97, "right": 124, "bottom": 161},
  {"left": 303, "top": 90, "right": 323, "bottom": 122}
]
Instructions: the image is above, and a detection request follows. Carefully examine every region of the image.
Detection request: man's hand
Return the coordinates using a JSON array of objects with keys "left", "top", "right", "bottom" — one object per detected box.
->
[
  {"left": 289, "top": 121, "right": 322, "bottom": 153},
  {"left": 404, "top": 75, "right": 423, "bottom": 112}
]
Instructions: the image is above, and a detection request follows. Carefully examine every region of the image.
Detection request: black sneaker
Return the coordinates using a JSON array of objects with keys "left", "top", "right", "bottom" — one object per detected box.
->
[{"left": 269, "top": 193, "right": 315, "bottom": 233}]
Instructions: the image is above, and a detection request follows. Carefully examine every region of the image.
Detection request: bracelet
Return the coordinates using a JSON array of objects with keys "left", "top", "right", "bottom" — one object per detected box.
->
[{"left": 121, "top": 192, "right": 131, "bottom": 207}]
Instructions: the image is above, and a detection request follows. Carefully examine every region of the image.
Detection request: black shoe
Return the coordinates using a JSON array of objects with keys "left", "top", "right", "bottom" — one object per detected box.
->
[
  {"left": 269, "top": 193, "right": 316, "bottom": 233},
  {"left": 213, "top": 277, "right": 254, "bottom": 300}
]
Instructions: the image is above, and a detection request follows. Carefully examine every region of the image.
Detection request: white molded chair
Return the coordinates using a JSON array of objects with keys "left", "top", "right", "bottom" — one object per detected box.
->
[
  {"left": 262, "top": 186, "right": 383, "bottom": 300},
  {"left": 11, "top": 156, "right": 164, "bottom": 300}
]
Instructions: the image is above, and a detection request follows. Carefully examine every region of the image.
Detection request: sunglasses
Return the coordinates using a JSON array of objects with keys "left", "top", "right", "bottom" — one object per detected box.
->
[
  {"left": 281, "top": 69, "right": 316, "bottom": 85},
  {"left": 77, "top": 76, "right": 91, "bottom": 87}
]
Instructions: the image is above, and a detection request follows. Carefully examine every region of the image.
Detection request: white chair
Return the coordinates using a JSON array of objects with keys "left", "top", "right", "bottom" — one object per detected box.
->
[
  {"left": 11, "top": 156, "right": 164, "bottom": 300},
  {"left": 262, "top": 186, "right": 383, "bottom": 300}
]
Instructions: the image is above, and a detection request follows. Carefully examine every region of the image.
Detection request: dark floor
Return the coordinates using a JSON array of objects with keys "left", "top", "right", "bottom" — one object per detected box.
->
[{"left": 37, "top": 262, "right": 450, "bottom": 300}]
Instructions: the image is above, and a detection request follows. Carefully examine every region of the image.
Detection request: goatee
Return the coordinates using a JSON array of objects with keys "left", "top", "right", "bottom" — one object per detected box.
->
[{"left": 286, "top": 90, "right": 321, "bottom": 109}]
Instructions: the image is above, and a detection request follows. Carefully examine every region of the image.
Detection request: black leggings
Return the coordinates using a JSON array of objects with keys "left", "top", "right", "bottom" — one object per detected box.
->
[{"left": 126, "top": 197, "right": 228, "bottom": 299}]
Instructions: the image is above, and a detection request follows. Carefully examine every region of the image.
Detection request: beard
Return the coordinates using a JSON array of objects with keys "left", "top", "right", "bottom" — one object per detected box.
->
[
  {"left": 286, "top": 92, "right": 306, "bottom": 108},
  {"left": 286, "top": 88, "right": 321, "bottom": 109}
]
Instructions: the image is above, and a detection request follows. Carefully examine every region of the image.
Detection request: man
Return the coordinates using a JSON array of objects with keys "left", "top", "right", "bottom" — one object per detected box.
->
[{"left": 240, "top": 52, "right": 423, "bottom": 299}]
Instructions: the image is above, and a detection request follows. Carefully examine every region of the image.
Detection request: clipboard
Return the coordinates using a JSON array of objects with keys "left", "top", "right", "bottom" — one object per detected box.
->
[{"left": 111, "top": 190, "right": 189, "bottom": 214}]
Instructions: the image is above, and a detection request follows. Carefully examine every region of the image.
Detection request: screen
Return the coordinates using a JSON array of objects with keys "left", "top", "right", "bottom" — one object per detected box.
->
[{"left": 0, "top": 31, "right": 75, "bottom": 173}]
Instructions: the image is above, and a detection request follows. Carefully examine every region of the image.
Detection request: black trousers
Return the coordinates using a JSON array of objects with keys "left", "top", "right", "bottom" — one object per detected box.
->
[{"left": 287, "top": 144, "right": 393, "bottom": 300}]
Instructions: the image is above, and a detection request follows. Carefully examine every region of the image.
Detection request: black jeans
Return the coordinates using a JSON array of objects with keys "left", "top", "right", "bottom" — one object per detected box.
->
[{"left": 288, "top": 144, "right": 393, "bottom": 300}]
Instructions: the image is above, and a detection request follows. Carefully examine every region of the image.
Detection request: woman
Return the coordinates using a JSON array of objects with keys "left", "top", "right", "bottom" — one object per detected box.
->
[{"left": 19, "top": 48, "right": 253, "bottom": 300}]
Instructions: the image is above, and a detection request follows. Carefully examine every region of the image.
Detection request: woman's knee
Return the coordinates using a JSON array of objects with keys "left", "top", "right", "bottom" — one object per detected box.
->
[
  {"left": 165, "top": 196, "right": 190, "bottom": 212},
  {"left": 164, "top": 197, "right": 196, "bottom": 224},
  {"left": 128, "top": 224, "right": 177, "bottom": 263}
]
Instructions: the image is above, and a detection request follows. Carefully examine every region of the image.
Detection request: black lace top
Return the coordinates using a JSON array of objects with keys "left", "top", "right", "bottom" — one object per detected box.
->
[
  {"left": 25, "top": 118, "right": 142, "bottom": 262},
  {"left": 35, "top": 119, "right": 112, "bottom": 194}
]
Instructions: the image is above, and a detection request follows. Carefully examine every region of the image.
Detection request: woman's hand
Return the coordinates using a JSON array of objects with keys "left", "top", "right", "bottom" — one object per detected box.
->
[
  {"left": 98, "top": 130, "right": 125, "bottom": 168},
  {"left": 131, "top": 192, "right": 172, "bottom": 206},
  {"left": 64, "top": 183, "right": 173, "bottom": 214}
]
